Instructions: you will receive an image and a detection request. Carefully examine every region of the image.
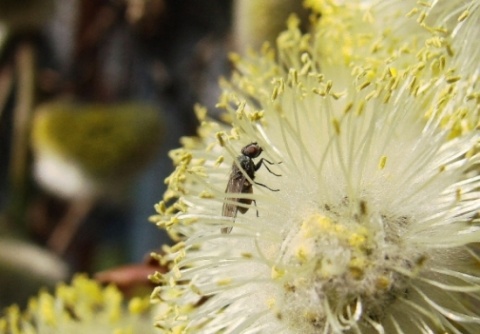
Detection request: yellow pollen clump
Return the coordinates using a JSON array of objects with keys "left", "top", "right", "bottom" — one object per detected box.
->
[
  {"left": 389, "top": 67, "right": 398, "bottom": 77},
  {"left": 266, "top": 298, "right": 276, "bottom": 309},
  {"left": 214, "top": 156, "right": 224, "bottom": 168},
  {"left": 128, "top": 297, "right": 150, "bottom": 314},
  {"left": 38, "top": 293, "right": 57, "bottom": 326},
  {"left": 199, "top": 190, "right": 214, "bottom": 199},
  {"left": 248, "top": 110, "right": 265, "bottom": 121},
  {"left": 301, "top": 213, "right": 333, "bottom": 237},
  {"left": 376, "top": 276, "right": 391, "bottom": 290},
  {"left": 378, "top": 155, "right": 387, "bottom": 169},
  {"left": 194, "top": 105, "right": 207, "bottom": 121},
  {"left": 161, "top": 286, "right": 183, "bottom": 301},
  {"left": 348, "top": 233, "right": 367, "bottom": 248},
  {"left": 271, "top": 265, "right": 286, "bottom": 280},
  {"left": 333, "top": 224, "right": 347, "bottom": 235},
  {"left": 189, "top": 284, "right": 202, "bottom": 295},
  {"left": 301, "top": 213, "right": 371, "bottom": 249},
  {"left": 332, "top": 118, "right": 341, "bottom": 134},
  {"left": 458, "top": 10, "right": 469, "bottom": 22},
  {"left": 349, "top": 257, "right": 368, "bottom": 279},
  {"left": 349, "top": 256, "right": 368, "bottom": 270},
  {"left": 217, "top": 278, "right": 233, "bottom": 286},
  {"left": 295, "top": 245, "right": 310, "bottom": 263},
  {"left": 154, "top": 201, "right": 167, "bottom": 214}
]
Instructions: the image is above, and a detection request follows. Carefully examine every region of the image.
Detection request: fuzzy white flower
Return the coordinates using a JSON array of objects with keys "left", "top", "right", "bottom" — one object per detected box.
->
[{"left": 151, "top": 1, "right": 480, "bottom": 333}]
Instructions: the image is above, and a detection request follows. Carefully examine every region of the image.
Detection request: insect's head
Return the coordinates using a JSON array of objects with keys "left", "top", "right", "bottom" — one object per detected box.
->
[{"left": 242, "top": 142, "right": 263, "bottom": 158}]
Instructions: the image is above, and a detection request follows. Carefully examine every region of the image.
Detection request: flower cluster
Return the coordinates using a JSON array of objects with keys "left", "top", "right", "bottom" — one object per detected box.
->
[
  {"left": 0, "top": 275, "right": 156, "bottom": 334},
  {"left": 151, "top": 0, "right": 480, "bottom": 333},
  {"left": 31, "top": 102, "right": 163, "bottom": 199}
]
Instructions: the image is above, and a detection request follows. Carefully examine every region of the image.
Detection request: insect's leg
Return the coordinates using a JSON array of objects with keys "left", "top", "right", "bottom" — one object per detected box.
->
[
  {"left": 254, "top": 181, "right": 280, "bottom": 192},
  {"left": 255, "top": 158, "right": 282, "bottom": 176},
  {"left": 252, "top": 199, "right": 259, "bottom": 217},
  {"left": 261, "top": 158, "right": 282, "bottom": 165},
  {"left": 221, "top": 226, "right": 233, "bottom": 234}
]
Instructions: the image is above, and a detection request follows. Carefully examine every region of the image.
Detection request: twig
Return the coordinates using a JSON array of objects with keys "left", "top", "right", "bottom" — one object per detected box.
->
[
  {"left": 0, "top": 65, "right": 14, "bottom": 122},
  {"left": 8, "top": 42, "right": 35, "bottom": 227},
  {"left": 47, "top": 197, "right": 95, "bottom": 255}
]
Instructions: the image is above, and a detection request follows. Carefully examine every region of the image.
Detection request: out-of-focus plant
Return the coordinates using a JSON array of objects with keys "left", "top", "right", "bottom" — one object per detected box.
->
[
  {"left": 0, "top": 275, "right": 158, "bottom": 334},
  {"left": 0, "top": 0, "right": 54, "bottom": 32},
  {"left": 232, "top": 0, "right": 309, "bottom": 52},
  {"left": 0, "top": 238, "right": 67, "bottom": 309},
  {"left": 0, "top": 0, "right": 55, "bottom": 232},
  {"left": 30, "top": 101, "right": 164, "bottom": 254},
  {"left": 31, "top": 101, "right": 164, "bottom": 199}
]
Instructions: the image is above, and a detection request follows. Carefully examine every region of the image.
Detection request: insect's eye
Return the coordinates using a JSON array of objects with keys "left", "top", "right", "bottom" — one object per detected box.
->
[{"left": 242, "top": 143, "right": 262, "bottom": 157}]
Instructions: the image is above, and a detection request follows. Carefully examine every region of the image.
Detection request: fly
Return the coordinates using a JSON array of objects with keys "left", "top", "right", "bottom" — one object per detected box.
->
[{"left": 221, "top": 142, "right": 280, "bottom": 234}]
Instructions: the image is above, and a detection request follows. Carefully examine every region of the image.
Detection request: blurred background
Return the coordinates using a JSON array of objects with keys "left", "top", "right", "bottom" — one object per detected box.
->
[{"left": 0, "top": 0, "right": 308, "bottom": 309}]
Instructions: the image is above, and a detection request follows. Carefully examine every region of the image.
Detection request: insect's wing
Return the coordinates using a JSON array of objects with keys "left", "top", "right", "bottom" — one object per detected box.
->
[
  {"left": 221, "top": 166, "right": 245, "bottom": 234},
  {"left": 221, "top": 225, "right": 233, "bottom": 234}
]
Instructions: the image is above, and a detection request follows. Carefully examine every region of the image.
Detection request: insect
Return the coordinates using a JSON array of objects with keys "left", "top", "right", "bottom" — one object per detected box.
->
[{"left": 221, "top": 142, "right": 280, "bottom": 234}]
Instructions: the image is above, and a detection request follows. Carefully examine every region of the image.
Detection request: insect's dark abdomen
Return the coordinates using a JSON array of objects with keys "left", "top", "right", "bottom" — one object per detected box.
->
[{"left": 237, "top": 182, "right": 253, "bottom": 213}]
